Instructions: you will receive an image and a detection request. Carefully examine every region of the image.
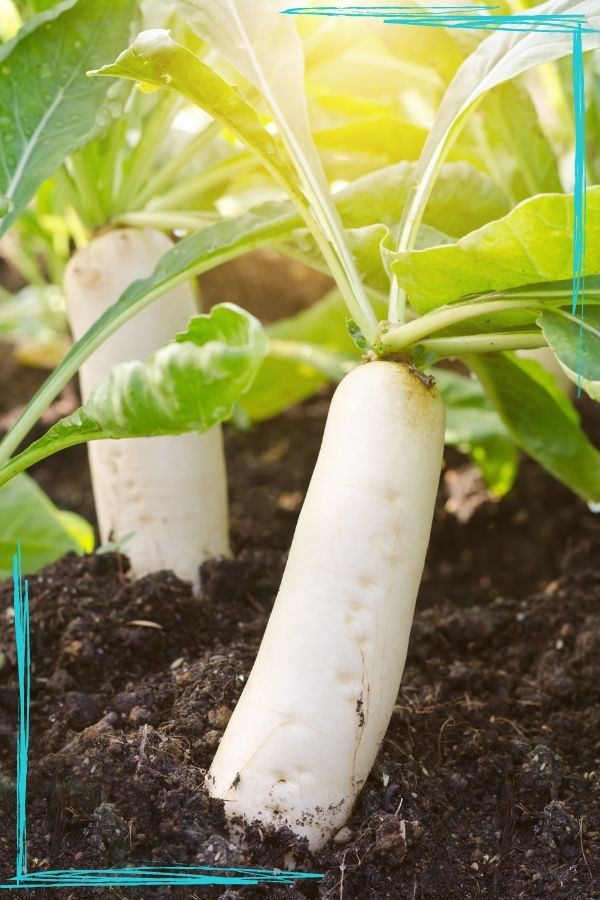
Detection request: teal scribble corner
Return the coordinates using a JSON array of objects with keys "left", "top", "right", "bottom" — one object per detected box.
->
[
  {"left": 1, "top": 5, "right": 595, "bottom": 889},
  {"left": 1, "top": 546, "right": 323, "bottom": 890}
]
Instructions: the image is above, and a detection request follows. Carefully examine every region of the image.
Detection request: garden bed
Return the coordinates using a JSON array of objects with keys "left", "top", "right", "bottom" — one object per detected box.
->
[{"left": 0, "top": 363, "right": 599, "bottom": 899}]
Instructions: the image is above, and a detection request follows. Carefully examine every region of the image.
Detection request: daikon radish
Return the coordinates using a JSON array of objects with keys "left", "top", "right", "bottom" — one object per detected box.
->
[
  {"left": 207, "top": 360, "right": 445, "bottom": 849},
  {"left": 64, "top": 227, "right": 230, "bottom": 588}
]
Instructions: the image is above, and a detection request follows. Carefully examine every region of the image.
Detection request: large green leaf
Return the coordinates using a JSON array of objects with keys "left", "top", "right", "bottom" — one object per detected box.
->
[
  {"left": 92, "top": 30, "right": 298, "bottom": 196},
  {"left": 339, "top": 161, "right": 510, "bottom": 238},
  {"left": 468, "top": 352, "right": 600, "bottom": 502},
  {"left": 589, "top": 50, "right": 600, "bottom": 184},
  {"left": 0, "top": 304, "right": 266, "bottom": 486},
  {"left": 0, "top": 473, "right": 93, "bottom": 578},
  {"left": 0, "top": 0, "right": 136, "bottom": 237},
  {"left": 0, "top": 154, "right": 505, "bottom": 465},
  {"left": 314, "top": 117, "right": 427, "bottom": 165},
  {"left": 170, "top": 0, "right": 376, "bottom": 341},
  {"left": 394, "top": 0, "right": 600, "bottom": 259},
  {"left": 290, "top": 222, "right": 392, "bottom": 294},
  {"left": 393, "top": 187, "right": 600, "bottom": 313},
  {"left": 478, "top": 81, "right": 561, "bottom": 203},
  {"left": 538, "top": 309, "right": 600, "bottom": 400}
]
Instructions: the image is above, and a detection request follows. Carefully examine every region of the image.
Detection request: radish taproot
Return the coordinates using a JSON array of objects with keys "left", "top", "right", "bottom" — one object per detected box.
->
[
  {"left": 64, "top": 227, "right": 230, "bottom": 588},
  {"left": 207, "top": 359, "right": 445, "bottom": 849}
]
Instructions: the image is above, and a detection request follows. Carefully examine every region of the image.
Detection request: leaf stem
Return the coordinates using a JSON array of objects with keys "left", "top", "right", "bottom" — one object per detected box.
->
[
  {"left": 149, "top": 155, "right": 256, "bottom": 212},
  {"left": 267, "top": 338, "right": 355, "bottom": 380},
  {"left": 422, "top": 331, "right": 546, "bottom": 356},
  {"left": 54, "top": 166, "right": 95, "bottom": 232},
  {"left": 380, "top": 298, "right": 544, "bottom": 352},
  {"left": 116, "top": 92, "right": 177, "bottom": 214},
  {"left": 114, "top": 210, "right": 219, "bottom": 231},
  {"left": 68, "top": 153, "right": 106, "bottom": 228},
  {"left": 131, "top": 121, "right": 223, "bottom": 209}
]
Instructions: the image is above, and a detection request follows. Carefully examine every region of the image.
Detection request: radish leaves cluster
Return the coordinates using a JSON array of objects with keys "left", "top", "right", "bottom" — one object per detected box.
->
[{"left": 1, "top": 1, "right": 599, "bottom": 556}]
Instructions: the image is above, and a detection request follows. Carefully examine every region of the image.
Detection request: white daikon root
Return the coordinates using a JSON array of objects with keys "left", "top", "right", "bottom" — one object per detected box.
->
[
  {"left": 64, "top": 227, "right": 230, "bottom": 589},
  {"left": 207, "top": 360, "right": 445, "bottom": 849}
]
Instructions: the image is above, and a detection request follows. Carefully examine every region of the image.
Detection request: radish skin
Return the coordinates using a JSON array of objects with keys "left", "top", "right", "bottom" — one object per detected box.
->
[
  {"left": 64, "top": 228, "right": 230, "bottom": 588},
  {"left": 207, "top": 360, "right": 445, "bottom": 849}
]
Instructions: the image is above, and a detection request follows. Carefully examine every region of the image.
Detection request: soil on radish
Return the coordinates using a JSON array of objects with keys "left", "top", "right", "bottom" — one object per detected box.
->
[{"left": 0, "top": 369, "right": 599, "bottom": 898}]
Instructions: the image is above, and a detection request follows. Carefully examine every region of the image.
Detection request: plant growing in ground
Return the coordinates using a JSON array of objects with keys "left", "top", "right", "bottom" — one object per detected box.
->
[
  {"left": 1, "top": 0, "right": 600, "bottom": 850},
  {"left": 0, "top": 0, "right": 265, "bottom": 582}
]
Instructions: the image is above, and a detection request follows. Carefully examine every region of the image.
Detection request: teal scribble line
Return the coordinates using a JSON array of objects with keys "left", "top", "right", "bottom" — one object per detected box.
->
[
  {"left": 286, "top": 4, "right": 596, "bottom": 386},
  {"left": 3, "top": 547, "right": 322, "bottom": 890},
  {"left": 12, "top": 546, "right": 29, "bottom": 885},
  {"left": 0, "top": 867, "right": 322, "bottom": 889},
  {"left": 572, "top": 24, "right": 587, "bottom": 395},
  {"left": 283, "top": 6, "right": 593, "bottom": 33}
]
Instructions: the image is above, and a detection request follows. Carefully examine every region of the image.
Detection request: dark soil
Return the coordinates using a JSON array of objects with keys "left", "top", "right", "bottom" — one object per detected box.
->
[{"left": 0, "top": 362, "right": 599, "bottom": 898}]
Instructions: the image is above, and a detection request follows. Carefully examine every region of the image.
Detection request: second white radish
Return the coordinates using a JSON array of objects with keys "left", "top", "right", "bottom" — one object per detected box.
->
[{"left": 64, "top": 227, "right": 230, "bottom": 589}]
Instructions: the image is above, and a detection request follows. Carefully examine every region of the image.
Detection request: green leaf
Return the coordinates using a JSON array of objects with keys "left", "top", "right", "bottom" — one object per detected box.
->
[
  {"left": 91, "top": 29, "right": 300, "bottom": 200},
  {"left": 314, "top": 117, "right": 427, "bottom": 165},
  {"left": 0, "top": 0, "right": 137, "bottom": 237},
  {"left": 169, "top": 0, "right": 376, "bottom": 340},
  {"left": 291, "top": 222, "right": 392, "bottom": 294},
  {"left": 0, "top": 158, "right": 534, "bottom": 466},
  {"left": 5, "top": 152, "right": 497, "bottom": 465},
  {"left": 489, "top": 274, "right": 600, "bottom": 305},
  {"left": 589, "top": 50, "right": 600, "bottom": 183},
  {"left": 468, "top": 352, "right": 600, "bottom": 502},
  {"left": 338, "top": 160, "right": 510, "bottom": 239},
  {"left": 0, "top": 473, "right": 94, "bottom": 579},
  {"left": 538, "top": 309, "right": 600, "bottom": 400},
  {"left": 395, "top": 0, "right": 600, "bottom": 256},
  {"left": 432, "top": 368, "right": 518, "bottom": 496},
  {"left": 0, "top": 203, "right": 295, "bottom": 465},
  {"left": 14, "top": 0, "right": 61, "bottom": 14},
  {"left": 478, "top": 81, "right": 561, "bottom": 203},
  {"left": 393, "top": 187, "right": 600, "bottom": 313},
  {"left": 0, "top": 304, "right": 267, "bottom": 485}
]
